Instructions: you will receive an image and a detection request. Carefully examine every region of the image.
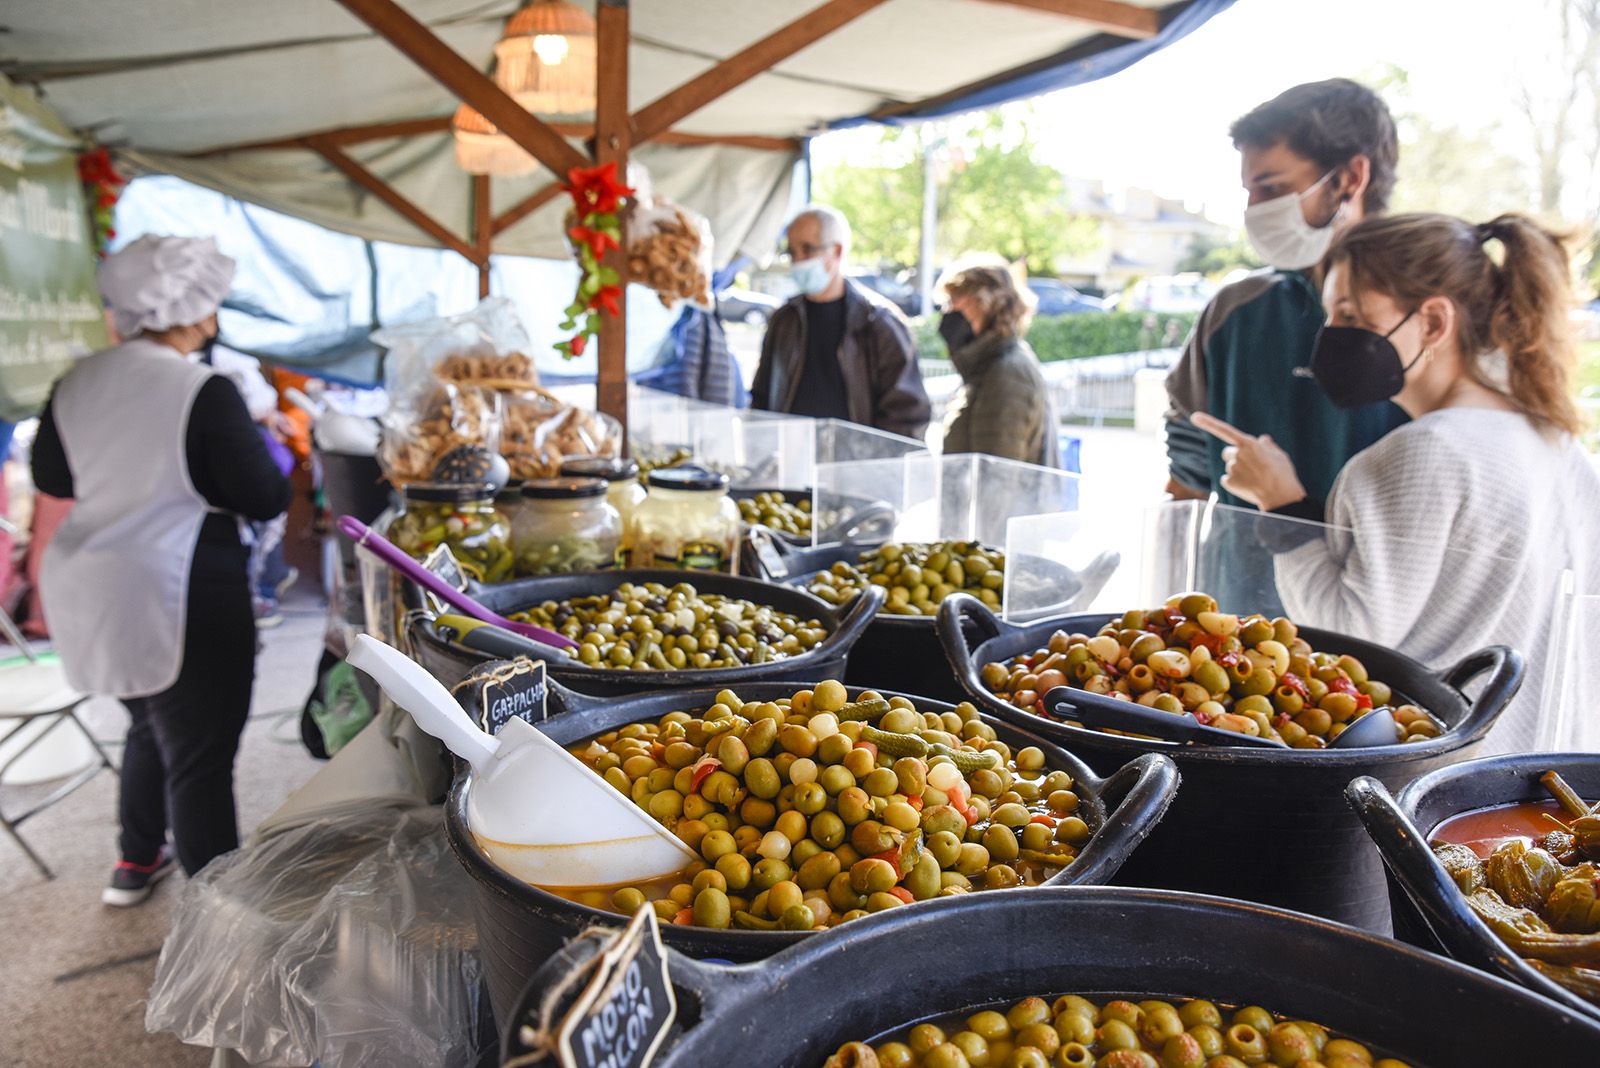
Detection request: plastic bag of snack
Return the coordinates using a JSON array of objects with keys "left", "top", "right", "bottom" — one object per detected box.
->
[
  {"left": 625, "top": 196, "right": 714, "bottom": 310},
  {"left": 373, "top": 297, "right": 537, "bottom": 402},
  {"left": 498, "top": 385, "right": 622, "bottom": 480},
  {"left": 377, "top": 381, "right": 500, "bottom": 485}
]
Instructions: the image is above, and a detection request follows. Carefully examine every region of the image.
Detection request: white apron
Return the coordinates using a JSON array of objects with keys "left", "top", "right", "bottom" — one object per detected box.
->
[{"left": 41, "top": 338, "right": 217, "bottom": 698}]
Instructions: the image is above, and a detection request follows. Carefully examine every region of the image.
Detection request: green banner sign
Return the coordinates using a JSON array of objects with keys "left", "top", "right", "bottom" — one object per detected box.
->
[{"left": 0, "top": 75, "right": 106, "bottom": 422}]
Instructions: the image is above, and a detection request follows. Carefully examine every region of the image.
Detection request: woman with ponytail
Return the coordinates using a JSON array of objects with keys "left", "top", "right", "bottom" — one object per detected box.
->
[{"left": 1192, "top": 213, "right": 1600, "bottom": 753}]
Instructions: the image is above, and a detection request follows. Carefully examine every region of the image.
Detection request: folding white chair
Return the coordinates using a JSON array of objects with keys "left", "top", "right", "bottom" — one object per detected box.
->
[{"left": 0, "top": 516, "right": 119, "bottom": 877}]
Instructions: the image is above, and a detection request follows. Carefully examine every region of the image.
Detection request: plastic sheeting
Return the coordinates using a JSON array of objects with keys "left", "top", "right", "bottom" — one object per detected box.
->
[{"left": 146, "top": 805, "right": 490, "bottom": 1068}]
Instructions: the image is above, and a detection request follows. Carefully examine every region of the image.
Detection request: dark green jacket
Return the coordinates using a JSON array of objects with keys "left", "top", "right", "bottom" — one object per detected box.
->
[
  {"left": 942, "top": 332, "right": 1061, "bottom": 468},
  {"left": 1164, "top": 269, "right": 1407, "bottom": 512}
]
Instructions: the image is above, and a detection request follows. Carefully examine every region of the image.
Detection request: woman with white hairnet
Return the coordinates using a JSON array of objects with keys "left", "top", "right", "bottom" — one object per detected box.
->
[{"left": 31, "top": 235, "right": 291, "bottom": 905}]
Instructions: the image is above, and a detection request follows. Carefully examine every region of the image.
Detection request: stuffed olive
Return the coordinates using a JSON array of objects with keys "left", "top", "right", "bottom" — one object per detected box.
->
[
  {"left": 508, "top": 581, "right": 828, "bottom": 670},
  {"left": 563, "top": 681, "right": 1087, "bottom": 932},
  {"left": 823, "top": 993, "right": 1414, "bottom": 1068},
  {"left": 978, "top": 591, "right": 1442, "bottom": 748},
  {"left": 808, "top": 541, "right": 1006, "bottom": 617}
]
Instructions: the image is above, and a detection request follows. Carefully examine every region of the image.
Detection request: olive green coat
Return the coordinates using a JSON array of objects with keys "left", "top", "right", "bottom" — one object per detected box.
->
[{"left": 941, "top": 333, "right": 1060, "bottom": 468}]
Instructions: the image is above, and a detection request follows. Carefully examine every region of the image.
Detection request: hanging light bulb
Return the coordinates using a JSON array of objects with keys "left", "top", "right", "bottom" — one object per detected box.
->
[
  {"left": 532, "top": 33, "right": 570, "bottom": 67},
  {"left": 495, "top": 0, "right": 596, "bottom": 116},
  {"left": 451, "top": 104, "right": 537, "bottom": 177}
]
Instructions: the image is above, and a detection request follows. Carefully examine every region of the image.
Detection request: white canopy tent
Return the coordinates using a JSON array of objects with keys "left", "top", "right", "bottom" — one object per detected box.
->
[{"left": 3, "top": 0, "right": 1233, "bottom": 422}]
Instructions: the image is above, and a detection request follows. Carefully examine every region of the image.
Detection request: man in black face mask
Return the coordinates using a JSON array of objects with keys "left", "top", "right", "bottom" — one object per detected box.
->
[{"left": 1164, "top": 79, "right": 1406, "bottom": 521}]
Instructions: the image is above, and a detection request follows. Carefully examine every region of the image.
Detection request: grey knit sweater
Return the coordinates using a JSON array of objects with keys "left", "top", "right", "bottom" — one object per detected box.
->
[{"left": 1272, "top": 407, "right": 1600, "bottom": 755}]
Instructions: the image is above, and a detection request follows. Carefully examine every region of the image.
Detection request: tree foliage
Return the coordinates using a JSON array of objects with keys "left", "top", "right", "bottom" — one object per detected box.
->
[{"left": 813, "top": 110, "right": 1102, "bottom": 276}]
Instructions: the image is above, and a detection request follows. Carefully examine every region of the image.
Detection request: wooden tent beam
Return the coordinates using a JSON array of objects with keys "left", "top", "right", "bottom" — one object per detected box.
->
[
  {"left": 491, "top": 180, "right": 564, "bottom": 236},
  {"left": 333, "top": 0, "right": 588, "bottom": 175},
  {"left": 306, "top": 136, "right": 483, "bottom": 264},
  {"left": 595, "top": 0, "right": 630, "bottom": 434},
  {"left": 473, "top": 174, "right": 492, "bottom": 296},
  {"left": 969, "top": 0, "right": 1160, "bottom": 39},
  {"left": 630, "top": 0, "right": 888, "bottom": 146},
  {"left": 193, "top": 118, "right": 799, "bottom": 157}
]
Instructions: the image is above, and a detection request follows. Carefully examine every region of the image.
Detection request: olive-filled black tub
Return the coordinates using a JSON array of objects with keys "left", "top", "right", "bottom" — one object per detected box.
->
[
  {"left": 937, "top": 594, "right": 1523, "bottom": 933},
  {"left": 1348, "top": 754, "right": 1600, "bottom": 1024},
  {"left": 733, "top": 488, "right": 898, "bottom": 552},
  {"left": 502, "top": 886, "right": 1600, "bottom": 1067},
  {"left": 745, "top": 535, "right": 1120, "bottom": 704},
  {"left": 408, "top": 569, "right": 883, "bottom": 697},
  {"left": 443, "top": 681, "right": 1179, "bottom": 1024}
]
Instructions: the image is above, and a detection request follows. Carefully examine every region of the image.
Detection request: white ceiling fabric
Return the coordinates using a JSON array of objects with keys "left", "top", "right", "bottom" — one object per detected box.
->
[{"left": 5, "top": 0, "right": 1175, "bottom": 260}]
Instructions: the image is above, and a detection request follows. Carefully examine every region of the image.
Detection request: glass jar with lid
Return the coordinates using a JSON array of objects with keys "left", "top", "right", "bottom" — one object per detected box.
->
[
  {"left": 560, "top": 456, "right": 645, "bottom": 529},
  {"left": 561, "top": 456, "right": 644, "bottom": 567},
  {"left": 512, "top": 477, "right": 622, "bottom": 575},
  {"left": 494, "top": 479, "right": 527, "bottom": 530},
  {"left": 627, "top": 465, "right": 740, "bottom": 573},
  {"left": 391, "top": 483, "right": 513, "bottom": 583}
]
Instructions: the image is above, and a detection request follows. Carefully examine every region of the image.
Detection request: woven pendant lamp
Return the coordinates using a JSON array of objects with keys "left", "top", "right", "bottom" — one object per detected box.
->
[
  {"left": 451, "top": 104, "right": 537, "bottom": 177},
  {"left": 494, "top": 0, "right": 597, "bottom": 116}
]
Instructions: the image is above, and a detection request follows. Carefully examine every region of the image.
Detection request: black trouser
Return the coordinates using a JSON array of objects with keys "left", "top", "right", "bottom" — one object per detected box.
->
[{"left": 119, "top": 528, "right": 257, "bottom": 876}]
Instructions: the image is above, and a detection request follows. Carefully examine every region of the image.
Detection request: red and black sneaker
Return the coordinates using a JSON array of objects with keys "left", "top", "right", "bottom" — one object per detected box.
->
[{"left": 102, "top": 846, "right": 176, "bottom": 907}]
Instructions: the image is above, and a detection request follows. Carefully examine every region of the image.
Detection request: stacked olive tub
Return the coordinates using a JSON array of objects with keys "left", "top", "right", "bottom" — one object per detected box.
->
[
  {"left": 938, "top": 593, "right": 1523, "bottom": 932},
  {"left": 503, "top": 886, "right": 1600, "bottom": 1066},
  {"left": 747, "top": 535, "right": 1117, "bottom": 704},
  {"left": 408, "top": 570, "right": 883, "bottom": 696},
  {"left": 443, "top": 677, "right": 1177, "bottom": 1024}
]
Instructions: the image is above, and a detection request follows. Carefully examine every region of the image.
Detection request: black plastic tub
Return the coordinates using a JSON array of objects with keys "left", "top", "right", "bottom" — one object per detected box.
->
[
  {"left": 407, "top": 569, "right": 882, "bottom": 697},
  {"left": 733, "top": 489, "right": 897, "bottom": 550},
  {"left": 937, "top": 593, "right": 1523, "bottom": 933},
  {"left": 1348, "top": 754, "right": 1600, "bottom": 1024},
  {"left": 502, "top": 885, "right": 1600, "bottom": 1066},
  {"left": 443, "top": 681, "right": 1179, "bottom": 1025},
  {"left": 746, "top": 539, "right": 1117, "bottom": 704}
]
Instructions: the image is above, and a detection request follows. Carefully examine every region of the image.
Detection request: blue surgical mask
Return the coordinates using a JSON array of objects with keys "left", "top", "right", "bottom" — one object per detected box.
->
[{"left": 790, "top": 256, "right": 833, "bottom": 297}]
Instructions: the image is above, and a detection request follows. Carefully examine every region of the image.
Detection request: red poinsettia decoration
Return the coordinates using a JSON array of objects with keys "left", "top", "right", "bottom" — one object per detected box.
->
[
  {"left": 555, "top": 162, "right": 634, "bottom": 359},
  {"left": 77, "top": 147, "right": 127, "bottom": 257}
]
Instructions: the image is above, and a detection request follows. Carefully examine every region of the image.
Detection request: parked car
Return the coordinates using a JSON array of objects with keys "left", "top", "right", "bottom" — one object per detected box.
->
[
  {"left": 850, "top": 271, "right": 922, "bottom": 316},
  {"left": 1123, "top": 273, "right": 1218, "bottom": 313},
  {"left": 717, "top": 288, "right": 784, "bottom": 326},
  {"left": 1026, "top": 278, "right": 1107, "bottom": 316}
]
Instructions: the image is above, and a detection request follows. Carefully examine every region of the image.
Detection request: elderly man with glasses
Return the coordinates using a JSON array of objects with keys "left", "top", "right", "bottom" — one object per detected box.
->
[{"left": 749, "top": 205, "right": 930, "bottom": 439}]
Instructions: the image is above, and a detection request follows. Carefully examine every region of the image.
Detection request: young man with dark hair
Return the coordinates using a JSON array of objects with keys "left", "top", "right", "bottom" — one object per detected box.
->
[{"left": 1165, "top": 78, "right": 1405, "bottom": 518}]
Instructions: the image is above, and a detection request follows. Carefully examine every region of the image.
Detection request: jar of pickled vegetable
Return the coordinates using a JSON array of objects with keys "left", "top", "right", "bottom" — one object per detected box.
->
[
  {"left": 627, "top": 465, "right": 739, "bottom": 573},
  {"left": 494, "top": 479, "right": 526, "bottom": 530},
  {"left": 392, "top": 483, "right": 513, "bottom": 582},
  {"left": 560, "top": 455, "right": 644, "bottom": 566},
  {"left": 513, "top": 477, "right": 622, "bottom": 575}
]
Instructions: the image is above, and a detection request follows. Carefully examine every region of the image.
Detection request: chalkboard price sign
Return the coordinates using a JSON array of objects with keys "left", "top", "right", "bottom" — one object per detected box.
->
[
  {"left": 557, "top": 908, "right": 676, "bottom": 1068},
  {"left": 450, "top": 657, "right": 549, "bottom": 736}
]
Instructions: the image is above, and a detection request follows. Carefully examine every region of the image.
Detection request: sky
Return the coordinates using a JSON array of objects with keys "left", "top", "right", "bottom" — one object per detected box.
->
[{"left": 811, "top": 0, "right": 1578, "bottom": 227}]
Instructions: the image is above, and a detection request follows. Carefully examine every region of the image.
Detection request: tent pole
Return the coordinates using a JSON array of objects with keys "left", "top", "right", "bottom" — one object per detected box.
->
[
  {"left": 473, "top": 174, "right": 492, "bottom": 298},
  {"left": 595, "top": 0, "right": 630, "bottom": 441}
]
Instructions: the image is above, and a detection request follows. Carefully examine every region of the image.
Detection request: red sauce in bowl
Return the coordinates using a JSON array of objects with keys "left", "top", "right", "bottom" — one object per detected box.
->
[{"left": 1431, "top": 799, "right": 1582, "bottom": 859}]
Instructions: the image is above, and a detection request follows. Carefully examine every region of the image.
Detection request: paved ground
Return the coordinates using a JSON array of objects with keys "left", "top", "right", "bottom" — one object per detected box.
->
[{"left": 0, "top": 587, "right": 326, "bottom": 1068}]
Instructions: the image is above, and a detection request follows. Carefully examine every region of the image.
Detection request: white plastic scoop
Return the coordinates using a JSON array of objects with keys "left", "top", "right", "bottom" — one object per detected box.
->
[{"left": 346, "top": 635, "right": 697, "bottom": 888}]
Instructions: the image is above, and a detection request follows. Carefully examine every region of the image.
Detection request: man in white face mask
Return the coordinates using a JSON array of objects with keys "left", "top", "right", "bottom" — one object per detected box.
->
[
  {"left": 750, "top": 205, "right": 930, "bottom": 438},
  {"left": 1164, "top": 79, "right": 1405, "bottom": 520}
]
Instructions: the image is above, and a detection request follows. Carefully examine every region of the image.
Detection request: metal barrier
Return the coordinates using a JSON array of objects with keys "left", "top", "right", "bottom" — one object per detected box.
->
[{"left": 1045, "top": 347, "right": 1178, "bottom": 426}]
